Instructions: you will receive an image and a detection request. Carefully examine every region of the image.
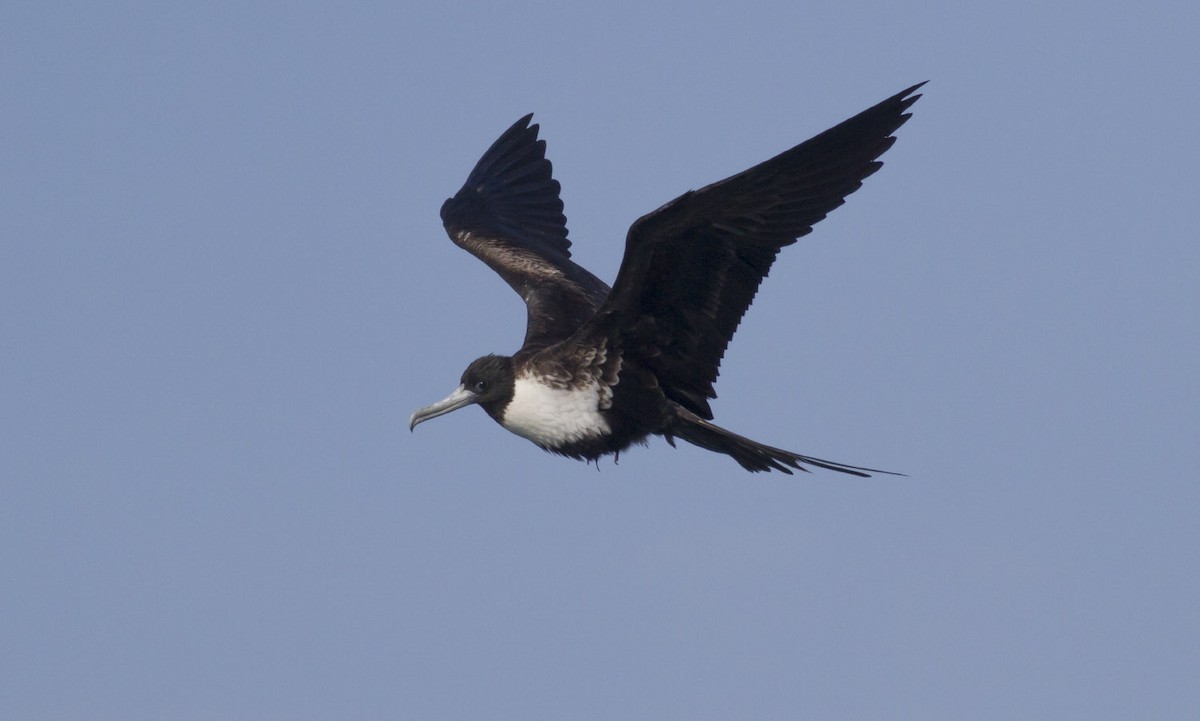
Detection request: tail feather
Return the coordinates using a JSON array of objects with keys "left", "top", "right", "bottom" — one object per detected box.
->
[{"left": 670, "top": 407, "right": 902, "bottom": 477}]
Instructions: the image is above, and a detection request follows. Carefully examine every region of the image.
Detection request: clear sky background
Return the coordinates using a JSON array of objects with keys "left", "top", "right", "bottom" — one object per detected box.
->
[{"left": 3, "top": 2, "right": 1198, "bottom": 719}]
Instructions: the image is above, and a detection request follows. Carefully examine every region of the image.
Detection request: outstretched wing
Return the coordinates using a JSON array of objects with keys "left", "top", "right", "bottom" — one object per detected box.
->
[
  {"left": 440, "top": 114, "right": 610, "bottom": 351},
  {"left": 580, "top": 83, "right": 924, "bottom": 419}
]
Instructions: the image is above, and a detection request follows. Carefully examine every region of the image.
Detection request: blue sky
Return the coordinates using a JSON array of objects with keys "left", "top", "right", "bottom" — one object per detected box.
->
[{"left": 3, "top": 2, "right": 1198, "bottom": 719}]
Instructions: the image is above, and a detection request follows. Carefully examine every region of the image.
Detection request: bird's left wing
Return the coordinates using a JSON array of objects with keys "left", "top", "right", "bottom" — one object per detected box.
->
[
  {"left": 572, "top": 83, "right": 924, "bottom": 419},
  {"left": 440, "top": 115, "right": 609, "bottom": 351}
]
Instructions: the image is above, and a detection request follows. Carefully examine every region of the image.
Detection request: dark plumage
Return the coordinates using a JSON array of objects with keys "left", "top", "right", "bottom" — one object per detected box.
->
[{"left": 411, "top": 83, "right": 923, "bottom": 475}]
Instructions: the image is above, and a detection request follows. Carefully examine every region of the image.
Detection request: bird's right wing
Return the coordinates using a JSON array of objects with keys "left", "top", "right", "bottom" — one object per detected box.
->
[{"left": 440, "top": 115, "right": 610, "bottom": 352}]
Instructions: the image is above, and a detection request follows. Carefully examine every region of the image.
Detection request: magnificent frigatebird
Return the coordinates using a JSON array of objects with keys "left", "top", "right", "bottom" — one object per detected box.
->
[{"left": 410, "top": 83, "right": 922, "bottom": 475}]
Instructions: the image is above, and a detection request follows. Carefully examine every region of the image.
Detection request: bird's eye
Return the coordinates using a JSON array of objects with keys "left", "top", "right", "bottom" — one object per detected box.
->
[{"left": 474, "top": 380, "right": 487, "bottom": 392}]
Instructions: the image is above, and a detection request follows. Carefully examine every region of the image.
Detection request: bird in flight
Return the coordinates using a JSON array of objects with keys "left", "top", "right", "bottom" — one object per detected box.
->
[{"left": 410, "top": 83, "right": 923, "bottom": 475}]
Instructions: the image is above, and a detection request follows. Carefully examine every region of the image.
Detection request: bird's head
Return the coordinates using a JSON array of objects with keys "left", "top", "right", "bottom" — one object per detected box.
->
[{"left": 409, "top": 354, "right": 515, "bottom": 430}]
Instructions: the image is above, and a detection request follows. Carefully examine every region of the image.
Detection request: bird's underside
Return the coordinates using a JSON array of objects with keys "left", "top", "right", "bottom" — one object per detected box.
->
[{"left": 411, "top": 82, "right": 923, "bottom": 475}]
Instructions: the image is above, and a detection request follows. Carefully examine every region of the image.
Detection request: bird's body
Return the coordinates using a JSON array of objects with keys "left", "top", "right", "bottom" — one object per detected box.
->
[
  {"left": 503, "top": 371, "right": 612, "bottom": 450},
  {"left": 410, "top": 84, "right": 923, "bottom": 475}
]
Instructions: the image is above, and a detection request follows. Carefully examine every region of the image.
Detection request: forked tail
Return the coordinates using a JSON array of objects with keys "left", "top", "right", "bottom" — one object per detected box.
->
[{"left": 670, "top": 407, "right": 901, "bottom": 477}]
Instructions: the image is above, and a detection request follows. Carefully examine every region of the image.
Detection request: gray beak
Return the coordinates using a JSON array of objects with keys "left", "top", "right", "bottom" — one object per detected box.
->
[{"left": 409, "top": 384, "right": 478, "bottom": 431}]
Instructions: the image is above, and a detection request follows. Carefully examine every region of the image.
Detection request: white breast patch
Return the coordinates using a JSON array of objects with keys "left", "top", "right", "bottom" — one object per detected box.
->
[{"left": 501, "top": 374, "right": 611, "bottom": 447}]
